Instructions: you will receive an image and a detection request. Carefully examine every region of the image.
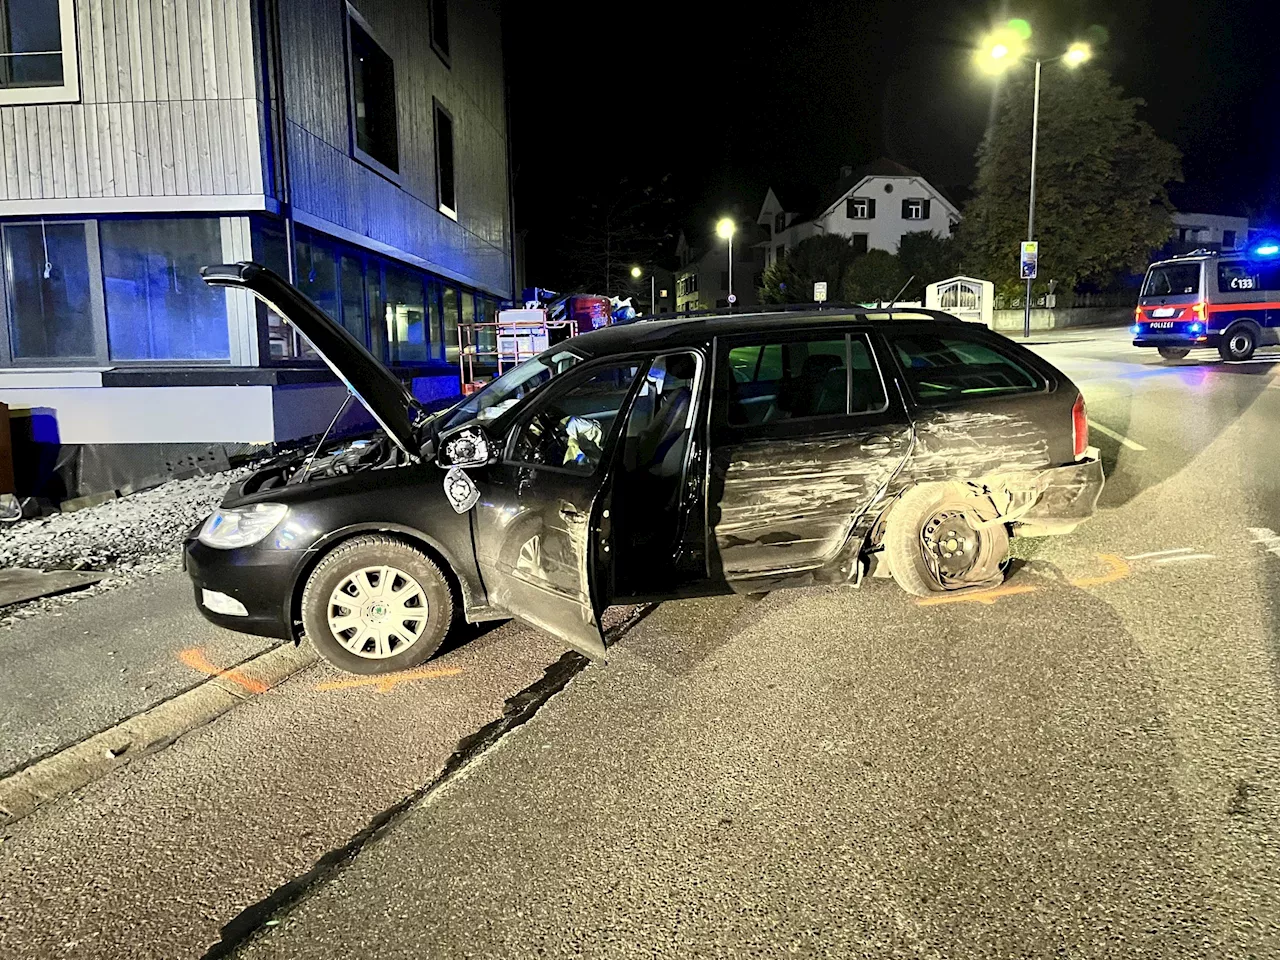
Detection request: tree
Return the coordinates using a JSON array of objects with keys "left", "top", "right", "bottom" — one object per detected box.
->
[
  {"left": 758, "top": 234, "right": 857, "bottom": 303},
  {"left": 896, "top": 231, "right": 962, "bottom": 298},
  {"left": 843, "top": 250, "right": 908, "bottom": 303},
  {"left": 548, "top": 176, "right": 677, "bottom": 294},
  {"left": 958, "top": 67, "right": 1181, "bottom": 292}
]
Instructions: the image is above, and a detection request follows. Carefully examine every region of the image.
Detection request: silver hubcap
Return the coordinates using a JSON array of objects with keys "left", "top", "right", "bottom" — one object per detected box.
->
[
  {"left": 327, "top": 565, "right": 429, "bottom": 659},
  {"left": 1231, "top": 334, "right": 1250, "bottom": 355}
]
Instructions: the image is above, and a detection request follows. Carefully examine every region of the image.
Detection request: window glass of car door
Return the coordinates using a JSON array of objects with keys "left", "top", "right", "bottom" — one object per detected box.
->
[
  {"left": 721, "top": 334, "right": 886, "bottom": 426},
  {"left": 508, "top": 360, "right": 645, "bottom": 473},
  {"left": 888, "top": 332, "right": 1043, "bottom": 403}
]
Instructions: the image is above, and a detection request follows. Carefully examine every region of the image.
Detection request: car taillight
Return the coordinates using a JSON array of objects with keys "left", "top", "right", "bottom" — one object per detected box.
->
[{"left": 1072, "top": 394, "right": 1088, "bottom": 459}]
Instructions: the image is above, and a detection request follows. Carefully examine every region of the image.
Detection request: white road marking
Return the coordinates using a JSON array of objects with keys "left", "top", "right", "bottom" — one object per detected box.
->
[
  {"left": 1125, "top": 548, "right": 1193, "bottom": 560},
  {"left": 1248, "top": 527, "right": 1280, "bottom": 557},
  {"left": 1087, "top": 419, "right": 1146, "bottom": 451},
  {"left": 1152, "top": 553, "right": 1216, "bottom": 564}
]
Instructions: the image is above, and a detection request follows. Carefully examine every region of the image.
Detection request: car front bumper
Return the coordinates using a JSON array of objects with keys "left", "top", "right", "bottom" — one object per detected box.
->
[
  {"left": 1133, "top": 333, "right": 1218, "bottom": 348},
  {"left": 184, "top": 538, "right": 301, "bottom": 640}
]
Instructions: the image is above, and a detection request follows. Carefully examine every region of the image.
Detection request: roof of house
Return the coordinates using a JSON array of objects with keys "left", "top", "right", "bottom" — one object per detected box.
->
[{"left": 809, "top": 158, "right": 924, "bottom": 219}]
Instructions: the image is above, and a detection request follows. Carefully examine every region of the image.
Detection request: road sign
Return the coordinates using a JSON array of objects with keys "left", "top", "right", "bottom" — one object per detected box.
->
[
  {"left": 1020, "top": 241, "right": 1038, "bottom": 280},
  {"left": 814, "top": 281, "right": 828, "bottom": 303},
  {"left": 727, "top": 294, "right": 737, "bottom": 305}
]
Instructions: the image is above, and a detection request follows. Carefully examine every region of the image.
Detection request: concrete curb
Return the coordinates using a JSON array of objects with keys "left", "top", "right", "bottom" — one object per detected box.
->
[{"left": 0, "top": 643, "right": 317, "bottom": 826}]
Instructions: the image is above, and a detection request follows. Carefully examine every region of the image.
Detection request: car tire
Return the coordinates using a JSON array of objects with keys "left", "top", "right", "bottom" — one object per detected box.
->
[
  {"left": 883, "top": 482, "right": 1010, "bottom": 597},
  {"left": 1158, "top": 346, "right": 1190, "bottom": 360},
  {"left": 1218, "top": 325, "right": 1257, "bottom": 362},
  {"left": 300, "top": 535, "right": 455, "bottom": 675}
]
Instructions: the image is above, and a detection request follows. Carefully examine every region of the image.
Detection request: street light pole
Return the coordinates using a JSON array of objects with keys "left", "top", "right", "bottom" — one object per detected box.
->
[
  {"left": 651, "top": 274, "right": 656, "bottom": 315},
  {"left": 727, "top": 232, "right": 734, "bottom": 307},
  {"left": 1024, "top": 57, "right": 1041, "bottom": 339}
]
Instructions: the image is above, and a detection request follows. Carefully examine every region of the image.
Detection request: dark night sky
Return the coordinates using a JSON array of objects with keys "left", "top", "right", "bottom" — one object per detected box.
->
[{"left": 503, "top": 0, "right": 1277, "bottom": 284}]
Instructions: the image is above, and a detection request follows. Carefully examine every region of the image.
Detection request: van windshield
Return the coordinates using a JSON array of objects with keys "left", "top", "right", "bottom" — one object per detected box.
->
[
  {"left": 1142, "top": 263, "right": 1202, "bottom": 297},
  {"left": 442, "top": 349, "right": 583, "bottom": 430}
]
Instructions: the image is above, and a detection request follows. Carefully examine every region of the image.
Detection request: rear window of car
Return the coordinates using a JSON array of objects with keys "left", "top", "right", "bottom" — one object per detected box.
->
[
  {"left": 1142, "top": 263, "right": 1202, "bottom": 297},
  {"left": 722, "top": 334, "right": 886, "bottom": 426},
  {"left": 889, "top": 333, "right": 1043, "bottom": 402}
]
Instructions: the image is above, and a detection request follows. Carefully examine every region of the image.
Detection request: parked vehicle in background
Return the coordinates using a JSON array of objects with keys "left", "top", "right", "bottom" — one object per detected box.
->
[
  {"left": 1133, "top": 243, "right": 1280, "bottom": 361},
  {"left": 186, "top": 264, "right": 1104, "bottom": 674}
]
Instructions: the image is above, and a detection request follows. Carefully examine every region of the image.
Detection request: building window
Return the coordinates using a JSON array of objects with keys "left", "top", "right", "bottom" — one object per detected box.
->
[
  {"left": 101, "top": 219, "right": 229, "bottom": 361},
  {"left": 295, "top": 232, "right": 340, "bottom": 326},
  {"left": 774, "top": 212, "right": 785, "bottom": 232},
  {"left": 441, "top": 284, "right": 460, "bottom": 363},
  {"left": 347, "top": 8, "right": 399, "bottom": 175},
  {"left": 339, "top": 253, "right": 367, "bottom": 345},
  {"left": 434, "top": 99, "right": 457, "bottom": 219},
  {"left": 852, "top": 234, "right": 868, "bottom": 255},
  {"left": 429, "top": 0, "right": 449, "bottom": 63},
  {"left": 384, "top": 265, "right": 427, "bottom": 363},
  {"left": 1222, "top": 229, "right": 1237, "bottom": 249},
  {"left": 0, "top": 0, "right": 78, "bottom": 104},
  {"left": 2, "top": 222, "right": 96, "bottom": 361},
  {"left": 903, "top": 198, "right": 929, "bottom": 220},
  {"left": 846, "top": 197, "right": 875, "bottom": 220}
]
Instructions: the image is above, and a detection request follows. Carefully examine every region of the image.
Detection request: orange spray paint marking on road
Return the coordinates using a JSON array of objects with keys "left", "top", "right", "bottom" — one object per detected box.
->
[
  {"left": 914, "top": 583, "right": 1039, "bottom": 606},
  {"left": 1068, "top": 553, "right": 1131, "bottom": 588},
  {"left": 314, "top": 665, "right": 463, "bottom": 694},
  {"left": 179, "top": 647, "right": 269, "bottom": 694}
]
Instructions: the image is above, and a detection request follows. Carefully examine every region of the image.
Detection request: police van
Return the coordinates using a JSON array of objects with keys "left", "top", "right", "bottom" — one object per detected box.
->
[{"left": 1133, "top": 242, "right": 1280, "bottom": 361}]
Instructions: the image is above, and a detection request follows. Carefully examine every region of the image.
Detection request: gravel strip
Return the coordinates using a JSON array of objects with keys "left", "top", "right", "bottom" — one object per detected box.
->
[{"left": 0, "top": 469, "right": 248, "bottom": 629}]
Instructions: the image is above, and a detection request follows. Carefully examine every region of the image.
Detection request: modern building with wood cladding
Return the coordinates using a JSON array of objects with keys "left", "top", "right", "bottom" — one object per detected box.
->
[{"left": 0, "top": 0, "right": 513, "bottom": 495}]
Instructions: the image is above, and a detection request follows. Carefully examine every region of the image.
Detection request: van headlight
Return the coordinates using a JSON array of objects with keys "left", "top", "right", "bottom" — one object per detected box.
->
[{"left": 198, "top": 503, "right": 288, "bottom": 549}]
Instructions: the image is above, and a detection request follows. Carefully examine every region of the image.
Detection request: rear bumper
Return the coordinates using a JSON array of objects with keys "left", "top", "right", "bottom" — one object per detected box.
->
[{"left": 986, "top": 453, "right": 1105, "bottom": 537}]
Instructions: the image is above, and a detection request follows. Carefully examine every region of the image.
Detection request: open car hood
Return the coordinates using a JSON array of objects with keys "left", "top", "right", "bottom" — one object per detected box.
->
[{"left": 201, "top": 262, "right": 422, "bottom": 456}]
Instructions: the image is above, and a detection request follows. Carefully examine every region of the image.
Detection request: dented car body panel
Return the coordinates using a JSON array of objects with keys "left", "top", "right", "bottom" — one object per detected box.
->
[{"left": 186, "top": 265, "right": 1103, "bottom": 663}]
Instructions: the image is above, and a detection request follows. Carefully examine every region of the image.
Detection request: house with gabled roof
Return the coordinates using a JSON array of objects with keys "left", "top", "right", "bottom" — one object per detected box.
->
[{"left": 757, "top": 159, "right": 961, "bottom": 269}]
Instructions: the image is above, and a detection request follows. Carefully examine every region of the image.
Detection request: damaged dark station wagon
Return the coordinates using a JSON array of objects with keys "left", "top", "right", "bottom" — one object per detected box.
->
[{"left": 185, "top": 264, "right": 1104, "bottom": 674}]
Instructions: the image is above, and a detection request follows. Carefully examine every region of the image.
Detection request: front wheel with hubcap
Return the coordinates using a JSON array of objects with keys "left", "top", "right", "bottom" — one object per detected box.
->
[
  {"left": 1158, "top": 346, "right": 1191, "bottom": 361},
  {"left": 1218, "top": 326, "right": 1256, "bottom": 362},
  {"left": 301, "top": 535, "right": 455, "bottom": 674},
  {"left": 883, "top": 482, "right": 1010, "bottom": 597}
]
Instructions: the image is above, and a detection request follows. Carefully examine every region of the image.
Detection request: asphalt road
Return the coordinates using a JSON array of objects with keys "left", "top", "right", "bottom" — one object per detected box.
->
[{"left": 1, "top": 327, "right": 1278, "bottom": 958}]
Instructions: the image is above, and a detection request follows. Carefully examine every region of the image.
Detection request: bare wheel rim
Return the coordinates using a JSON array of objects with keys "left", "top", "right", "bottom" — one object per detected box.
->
[
  {"left": 920, "top": 508, "right": 982, "bottom": 584},
  {"left": 326, "top": 565, "right": 430, "bottom": 659},
  {"left": 1230, "top": 333, "right": 1251, "bottom": 356}
]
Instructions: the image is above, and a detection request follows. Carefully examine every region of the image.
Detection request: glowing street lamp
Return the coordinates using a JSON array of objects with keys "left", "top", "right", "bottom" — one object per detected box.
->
[
  {"left": 630, "top": 264, "right": 656, "bottom": 315},
  {"left": 975, "top": 21, "right": 1093, "bottom": 336},
  {"left": 716, "top": 217, "right": 736, "bottom": 306}
]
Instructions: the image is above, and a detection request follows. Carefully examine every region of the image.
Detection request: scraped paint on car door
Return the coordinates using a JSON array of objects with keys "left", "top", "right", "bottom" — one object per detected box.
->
[{"left": 707, "top": 331, "right": 913, "bottom": 591}]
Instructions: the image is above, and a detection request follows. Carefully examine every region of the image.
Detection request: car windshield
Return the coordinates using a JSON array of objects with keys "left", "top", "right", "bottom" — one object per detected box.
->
[
  {"left": 442, "top": 349, "right": 583, "bottom": 430},
  {"left": 1142, "top": 262, "right": 1202, "bottom": 297}
]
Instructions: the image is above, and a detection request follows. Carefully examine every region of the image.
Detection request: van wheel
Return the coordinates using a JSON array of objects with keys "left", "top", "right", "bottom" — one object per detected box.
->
[
  {"left": 1158, "top": 346, "right": 1190, "bottom": 360},
  {"left": 1218, "top": 326, "right": 1256, "bottom": 361},
  {"left": 884, "top": 482, "right": 1010, "bottom": 597},
  {"left": 300, "top": 535, "right": 455, "bottom": 675}
]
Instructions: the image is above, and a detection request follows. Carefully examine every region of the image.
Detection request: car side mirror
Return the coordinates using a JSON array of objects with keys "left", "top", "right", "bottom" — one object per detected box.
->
[{"left": 437, "top": 424, "right": 498, "bottom": 469}]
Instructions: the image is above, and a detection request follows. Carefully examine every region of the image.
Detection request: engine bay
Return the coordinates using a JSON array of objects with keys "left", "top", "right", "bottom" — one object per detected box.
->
[{"left": 238, "top": 434, "right": 409, "bottom": 495}]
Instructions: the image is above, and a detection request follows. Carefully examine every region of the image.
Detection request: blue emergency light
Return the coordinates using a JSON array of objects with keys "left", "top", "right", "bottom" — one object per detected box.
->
[
  {"left": 1252, "top": 241, "right": 1279, "bottom": 258},
  {"left": 1189, "top": 322, "right": 1203, "bottom": 334}
]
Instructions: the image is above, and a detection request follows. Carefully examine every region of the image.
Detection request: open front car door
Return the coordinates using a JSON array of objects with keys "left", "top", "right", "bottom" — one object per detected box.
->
[{"left": 467, "top": 359, "right": 647, "bottom": 661}]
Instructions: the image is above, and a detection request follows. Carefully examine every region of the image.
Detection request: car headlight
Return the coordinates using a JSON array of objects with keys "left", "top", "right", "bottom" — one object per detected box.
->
[{"left": 198, "top": 503, "right": 288, "bottom": 549}]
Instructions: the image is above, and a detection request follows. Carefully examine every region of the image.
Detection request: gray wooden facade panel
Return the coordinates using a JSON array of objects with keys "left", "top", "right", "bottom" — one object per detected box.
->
[
  {"left": 281, "top": 0, "right": 512, "bottom": 297},
  {"left": 0, "top": 0, "right": 265, "bottom": 206}
]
